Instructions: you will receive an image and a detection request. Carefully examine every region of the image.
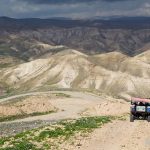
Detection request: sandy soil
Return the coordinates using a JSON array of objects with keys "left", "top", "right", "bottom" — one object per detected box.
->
[
  {"left": 0, "top": 91, "right": 105, "bottom": 136},
  {"left": 57, "top": 95, "right": 150, "bottom": 150},
  {"left": 65, "top": 119, "right": 150, "bottom": 150},
  {"left": 0, "top": 95, "right": 56, "bottom": 117},
  {"left": 82, "top": 98, "right": 128, "bottom": 116},
  {"left": 1, "top": 91, "right": 149, "bottom": 150}
]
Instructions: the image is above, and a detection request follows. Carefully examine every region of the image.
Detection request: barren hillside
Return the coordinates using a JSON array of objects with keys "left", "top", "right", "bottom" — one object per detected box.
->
[
  {"left": 0, "top": 17, "right": 150, "bottom": 61},
  {"left": 1, "top": 49, "right": 150, "bottom": 99}
]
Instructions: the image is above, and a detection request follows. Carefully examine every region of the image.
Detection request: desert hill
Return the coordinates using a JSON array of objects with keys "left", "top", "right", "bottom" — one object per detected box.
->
[{"left": 1, "top": 48, "right": 150, "bottom": 99}]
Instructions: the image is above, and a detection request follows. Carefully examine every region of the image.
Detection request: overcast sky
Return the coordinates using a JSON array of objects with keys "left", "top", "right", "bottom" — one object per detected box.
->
[{"left": 0, "top": 0, "right": 150, "bottom": 18}]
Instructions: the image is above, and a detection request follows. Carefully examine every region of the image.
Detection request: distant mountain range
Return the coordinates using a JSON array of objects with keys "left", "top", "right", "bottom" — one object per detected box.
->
[
  {"left": 0, "top": 16, "right": 150, "bottom": 98},
  {"left": 0, "top": 16, "right": 150, "bottom": 30},
  {"left": 0, "top": 16, "right": 150, "bottom": 60}
]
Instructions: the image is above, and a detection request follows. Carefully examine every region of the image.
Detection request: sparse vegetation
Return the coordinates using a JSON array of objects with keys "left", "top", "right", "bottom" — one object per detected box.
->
[
  {"left": 0, "top": 116, "right": 112, "bottom": 150},
  {"left": 0, "top": 94, "right": 59, "bottom": 122},
  {"left": 52, "top": 93, "right": 71, "bottom": 98},
  {"left": 0, "top": 141, "right": 39, "bottom": 150},
  {"left": 0, "top": 63, "right": 11, "bottom": 68},
  {"left": 0, "top": 111, "right": 56, "bottom": 123},
  {"left": 0, "top": 91, "right": 71, "bottom": 102}
]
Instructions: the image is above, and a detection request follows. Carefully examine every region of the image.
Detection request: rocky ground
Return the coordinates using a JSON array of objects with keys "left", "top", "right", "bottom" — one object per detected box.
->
[{"left": 1, "top": 91, "right": 149, "bottom": 150}]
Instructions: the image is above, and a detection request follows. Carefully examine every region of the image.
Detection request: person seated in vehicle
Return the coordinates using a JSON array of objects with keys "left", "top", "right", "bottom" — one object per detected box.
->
[{"left": 139, "top": 102, "right": 145, "bottom": 106}]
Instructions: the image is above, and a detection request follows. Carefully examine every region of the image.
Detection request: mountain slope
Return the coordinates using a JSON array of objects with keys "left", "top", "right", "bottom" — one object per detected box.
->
[
  {"left": 1, "top": 49, "right": 150, "bottom": 99},
  {"left": 0, "top": 17, "right": 150, "bottom": 60}
]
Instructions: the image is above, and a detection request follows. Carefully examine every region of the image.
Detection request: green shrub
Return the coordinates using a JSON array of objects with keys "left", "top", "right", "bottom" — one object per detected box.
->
[
  {"left": 0, "top": 116, "right": 112, "bottom": 149},
  {"left": 0, "top": 141, "right": 35, "bottom": 150},
  {"left": 39, "top": 116, "right": 111, "bottom": 140},
  {"left": 39, "top": 127, "right": 65, "bottom": 139}
]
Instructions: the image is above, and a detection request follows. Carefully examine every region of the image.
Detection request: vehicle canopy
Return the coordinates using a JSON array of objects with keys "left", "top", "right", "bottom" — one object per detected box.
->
[{"left": 131, "top": 97, "right": 150, "bottom": 104}]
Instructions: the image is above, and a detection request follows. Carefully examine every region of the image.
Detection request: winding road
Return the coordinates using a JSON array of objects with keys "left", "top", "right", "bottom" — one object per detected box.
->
[
  {"left": 0, "top": 91, "right": 103, "bottom": 137},
  {"left": 0, "top": 91, "right": 149, "bottom": 150}
]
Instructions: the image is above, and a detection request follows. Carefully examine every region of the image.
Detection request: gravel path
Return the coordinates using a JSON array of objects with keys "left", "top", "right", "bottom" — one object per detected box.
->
[
  {"left": 0, "top": 120, "right": 55, "bottom": 137},
  {"left": 0, "top": 91, "right": 103, "bottom": 137},
  {"left": 1, "top": 91, "right": 149, "bottom": 150}
]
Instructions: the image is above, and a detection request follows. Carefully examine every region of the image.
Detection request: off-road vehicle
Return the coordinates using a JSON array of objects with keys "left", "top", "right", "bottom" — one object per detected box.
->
[{"left": 130, "top": 97, "right": 150, "bottom": 122}]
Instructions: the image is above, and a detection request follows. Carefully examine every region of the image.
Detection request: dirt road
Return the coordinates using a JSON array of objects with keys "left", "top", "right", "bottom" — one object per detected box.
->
[
  {"left": 0, "top": 91, "right": 102, "bottom": 103},
  {"left": 0, "top": 91, "right": 104, "bottom": 136},
  {"left": 0, "top": 91, "right": 102, "bottom": 123},
  {"left": 70, "top": 119, "right": 150, "bottom": 150},
  {"left": 2, "top": 91, "right": 148, "bottom": 150}
]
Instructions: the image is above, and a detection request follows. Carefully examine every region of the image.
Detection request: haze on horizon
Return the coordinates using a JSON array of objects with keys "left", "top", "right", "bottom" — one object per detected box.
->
[{"left": 0, "top": 0, "right": 150, "bottom": 19}]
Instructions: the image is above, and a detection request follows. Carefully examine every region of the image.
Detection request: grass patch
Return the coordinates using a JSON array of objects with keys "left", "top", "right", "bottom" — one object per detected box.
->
[
  {"left": 0, "top": 116, "right": 112, "bottom": 149},
  {"left": 0, "top": 111, "right": 56, "bottom": 123},
  {"left": 53, "top": 93, "right": 71, "bottom": 98},
  {"left": 35, "top": 116, "right": 112, "bottom": 144},
  {"left": 0, "top": 141, "right": 40, "bottom": 150},
  {"left": 39, "top": 116, "right": 111, "bottom": 140},
  {"left": 0, "top": 91, "right": 71, "bottom": 102},
  {"left": 0, "top": 63, "right": 11, "bottom": 68}
]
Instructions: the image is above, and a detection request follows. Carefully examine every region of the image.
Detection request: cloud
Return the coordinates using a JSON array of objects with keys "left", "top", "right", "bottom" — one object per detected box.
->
[
  {"left": 0, "top": 0, "right": 150, "bottom": 18},
  {"left": 22, "top": 0, "right": 97, "bottom": 5},
  {"left": 102, "top": 0, "right": 130, "bottom": 2},
  {"left": 21, "top": 0, "right": 131, "bottom": 5}
]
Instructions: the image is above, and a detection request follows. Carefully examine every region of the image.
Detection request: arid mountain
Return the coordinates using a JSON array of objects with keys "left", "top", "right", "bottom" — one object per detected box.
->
[
  {"left": 0, "top": 17, "right": 150, "bottom": 61},
  {"left": 0, "top": 17, "right": 150, "bottom": 98},
  {"left": 0, "top": 48, "right": 150, "bottom": 99}
]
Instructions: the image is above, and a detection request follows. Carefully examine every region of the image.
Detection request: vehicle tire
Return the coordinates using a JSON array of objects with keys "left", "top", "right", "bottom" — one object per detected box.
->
[
  {"left": 130, "top": 114, "right": 134, "bottom": 122},
  {"left": 147, "top": 116, "right": 150, "bottom": 122}
]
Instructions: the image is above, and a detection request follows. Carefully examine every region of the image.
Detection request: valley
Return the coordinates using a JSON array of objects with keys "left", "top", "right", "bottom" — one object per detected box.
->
[
  {"left": 0, "top": 17, "right": 150, "bottom": 150},
  {"left": 0, "top": 17, "right": 150, "bottom": 99}
]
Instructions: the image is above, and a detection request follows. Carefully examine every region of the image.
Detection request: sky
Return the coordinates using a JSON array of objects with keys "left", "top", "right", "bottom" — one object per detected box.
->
[{"left": 0, "top": 0, "right": 150, "bottom": 19}]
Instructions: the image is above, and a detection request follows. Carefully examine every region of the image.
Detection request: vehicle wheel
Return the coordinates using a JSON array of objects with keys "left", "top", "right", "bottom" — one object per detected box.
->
[
  {"left": 147, "top": 116, "right": 150, "bottom": 122},
  {"left": 130, "top": 114, "right": 134, "bottom": 122}
]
